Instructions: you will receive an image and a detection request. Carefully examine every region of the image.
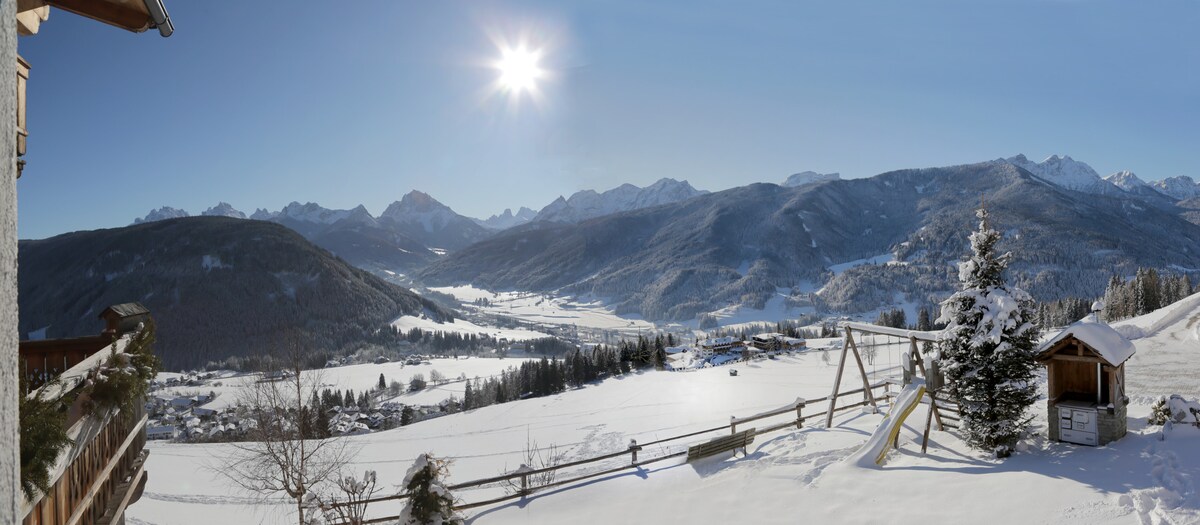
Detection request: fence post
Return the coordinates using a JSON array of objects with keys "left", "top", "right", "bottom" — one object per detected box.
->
[
  {"left": 730, "top": 415, "right": 737, "bottom": 435},
  {"left": 515, "top": 464, "right": 533, "bottom": 496},
  {"left": 629, "top": 439, "right": 641, "bottom": 464},
  {"left": 796, "top": 399, "right": 806, "bottom": 429}
]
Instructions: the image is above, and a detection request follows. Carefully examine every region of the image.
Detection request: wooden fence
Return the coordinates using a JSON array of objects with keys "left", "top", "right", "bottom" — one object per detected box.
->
[{"left": 327, "top": 380, "right": 889, "bottom": 525}]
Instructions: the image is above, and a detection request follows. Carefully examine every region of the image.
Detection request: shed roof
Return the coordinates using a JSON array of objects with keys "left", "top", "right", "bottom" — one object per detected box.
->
[
  {"left": 99, "top": 302, "right": 149, "bottom": 319},
  {"left": 1037, "top": 317, "right": 1136, "bottom": 366}
]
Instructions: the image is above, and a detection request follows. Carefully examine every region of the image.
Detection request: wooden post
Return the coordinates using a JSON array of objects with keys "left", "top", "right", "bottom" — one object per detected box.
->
[
  {"left": 846, "top": 328, "right": 877, "bottom": 410},
  {"left": 910, "top": 336, "right": 944, "bottom": 432},
  {"left": 921, "top": 391, "right": 936, "bottom": 454},
  {"left": 731, "top": 415, "right": 737, "bottom": 435},
  {"left": 796, "top": 400, "right": 805, "bottom": 429},
  {"left": 826, "top": 328, "right": 854, "bottom": 428},
  {"left": 629, "top": 439, "right": 640, "bottom": 464}
]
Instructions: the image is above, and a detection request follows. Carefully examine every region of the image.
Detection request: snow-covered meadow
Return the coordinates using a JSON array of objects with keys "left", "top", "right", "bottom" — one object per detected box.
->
[
  {"left": 429, "top": 285, "right": 658, "bottom": 334},
  {"left": 155, "top": 356, "right": 543, "bottom": 411},
  {"left": 129, "top": 293, "right": 1200, "bottom": 525}
]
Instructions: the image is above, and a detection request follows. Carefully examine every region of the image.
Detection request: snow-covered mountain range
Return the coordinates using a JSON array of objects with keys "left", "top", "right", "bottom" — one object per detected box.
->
[
  {"left": 1151, "top": 175, "right": 1200, "bottom": 201},
  {"left": 476, "top": 207, "right": 537, "bottom": 230},
  {"left": 133, "top": 206, "right": 189, "bottom": 224},
  {"left": 201, "top": 202, "right": 246, "bottom": 219},
  {"left": 533, "top": 178, "right": 707, "bottom": 224},
  {"left": 1003, "top": 154, "right": 1120, "bottom": 194},
  {"left": 782, "top": 171, "right": 841, "bottom": 187},
  {"left": 422, "top": 158, "right": 1200, "bottom": 322},
  {"left": 123, "top": 154, "right": 1199, "bottom": 319}
]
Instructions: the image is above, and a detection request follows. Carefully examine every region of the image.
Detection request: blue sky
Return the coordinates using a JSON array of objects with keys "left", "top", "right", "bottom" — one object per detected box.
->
[{"left": 16, "top": 0, "right": 1199, "bottom": 239}]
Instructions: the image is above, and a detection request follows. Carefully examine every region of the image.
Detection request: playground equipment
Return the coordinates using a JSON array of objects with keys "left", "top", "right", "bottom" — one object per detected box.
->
[
  {"left": 846, "top": 379, "right": 926, "bottom": 467},
  {"left": 831, "top": 322, "right": 959, "bottom": 465}
]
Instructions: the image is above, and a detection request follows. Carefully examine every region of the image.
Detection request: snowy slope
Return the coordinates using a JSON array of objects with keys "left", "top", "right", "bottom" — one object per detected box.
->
[
  {"left": 200, "top": 202, "right": 247, "bottom": 219},
  {"left": 476, "top": 207, "right": 537, "bottom": 230},
  {"left": 390, "top": 313, "right": 551, "bottom": 341},
  {"left": 1105, "top": 170, "right": 1150, "bottom": 192},
  {"left": 1005, "top": 154, "right": 1120, "bottom": 194},
  {"left": 1112, "top": 291, "right": 1200, "bottom": 400},
  {"left": 130, "top": 296, "right": 1200, "bottom": 525},
  {"left": 1151, "top": 175, "right": 1200, "bottom": 201},
  {"left": 154, "top": 357, "right": 542, "bottom": 411},
  {"left": 782, "top": 171, "right": 841, "bottom": 187},
  {"left": 133, "top": 206, "right": 190, "bottom": 224},
  {"left": 534, "top": 178, "right": 707, "bottom": 223}
]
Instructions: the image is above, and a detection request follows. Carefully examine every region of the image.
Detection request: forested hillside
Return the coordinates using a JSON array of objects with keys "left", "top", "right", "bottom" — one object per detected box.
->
[{"left": 19, "top": 217, "right": 453, "bottom": 369}]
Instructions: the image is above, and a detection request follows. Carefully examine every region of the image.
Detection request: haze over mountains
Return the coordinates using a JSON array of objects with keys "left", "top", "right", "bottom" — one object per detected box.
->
[{"left": 111, "top": 154, "right": 1200, "bottom": 325}]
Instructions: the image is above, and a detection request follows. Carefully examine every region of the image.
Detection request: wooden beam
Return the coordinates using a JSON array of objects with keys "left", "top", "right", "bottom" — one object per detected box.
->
[
  {"left": 846, "top": 330, "right": 877, "bottom": 411},
  {"left": 826, "top": 328, "right": 854, "bottom": 428},
  {"left": 921, "top": 391, "right": 936, "bottom": 454},
  {"left": 45, "top": 0, "right": 151, "bottom": 32},
  {"left": 1048, "top": 354, "right": 1104, "bottom": 364}
]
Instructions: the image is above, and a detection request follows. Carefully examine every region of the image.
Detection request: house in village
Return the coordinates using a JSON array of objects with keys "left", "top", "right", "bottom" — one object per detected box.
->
[
  {"left": 751, "top": 333, "right": 807, "bottom": 353},
  {"left": 146, "top": 425, "right": 178, "bottom": 441},
  {"left": 697, "top": 336, "right": 739, "bottom": 359}
]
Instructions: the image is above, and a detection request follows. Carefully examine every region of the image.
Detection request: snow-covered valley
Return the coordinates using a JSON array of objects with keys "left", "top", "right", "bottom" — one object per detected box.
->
[{"left": 129, "top": 293, "right": 1200, "bottom": 525}]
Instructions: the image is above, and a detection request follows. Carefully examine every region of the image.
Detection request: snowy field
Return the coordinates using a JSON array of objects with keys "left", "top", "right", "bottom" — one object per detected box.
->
[
  {"left": 129, "top": 293, "right": 1200, "bottom": 525},
  {"left": 390, "top": 314, "right": 551, "bottom": 341},
  {"left": 430, "top": 285, "right": 657, "bottom": 333},
  {"left": 154, "top": 357, "right": 542, "bottom": 410}
]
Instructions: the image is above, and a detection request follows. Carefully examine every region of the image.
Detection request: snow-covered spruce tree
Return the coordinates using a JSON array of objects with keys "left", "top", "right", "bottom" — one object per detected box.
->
[
  {"left": 398, "top": 454, "right": 462, "bottom": 525},
  {"left": 936, "top": 207, "right": 1040, "bottom": 457}
]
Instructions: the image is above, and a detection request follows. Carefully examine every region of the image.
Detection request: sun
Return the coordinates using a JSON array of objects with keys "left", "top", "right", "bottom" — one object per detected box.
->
[{"left": 496, "top": 46, "right": 543, "bottom": 94}]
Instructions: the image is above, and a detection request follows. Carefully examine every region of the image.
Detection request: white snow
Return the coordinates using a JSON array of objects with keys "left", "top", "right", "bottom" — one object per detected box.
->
[
  {"left": 1038, "top": 316, "right": 1136, "bottom": 365},
  {"left": 1005, "top": 154, "right": 1118, "bottom": 194},
  {"left": 129, "top": 295, "right": 1200, "bottom": 525},
  {"left": 533, "top": 178, "right": 706, "bottom": 223},
  {"left": 429, "top": 285, "right": 657, "bottom": 335},
  {"left": 390, "top": 314, "right": 550, "bottom": 342},
  {"left": 154, "top": 357, "right": 542, "bottom": 412},
  {"left": 27, "top": 325, "right": 49, "bottom": 340},
  {"left": 828, "top": 253, "right": 896, "bottom": 275}
]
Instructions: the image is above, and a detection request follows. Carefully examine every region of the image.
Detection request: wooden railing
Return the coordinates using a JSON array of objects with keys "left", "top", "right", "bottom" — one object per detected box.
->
[
  {"left": 21, "top": 332, "right": 150, "bottom": 525},
  {"left": 22, "top": 403, "right": 148, "bottom": 525},
  {"left": 327, "top": 381, "right": 889, "bottom": 525}
]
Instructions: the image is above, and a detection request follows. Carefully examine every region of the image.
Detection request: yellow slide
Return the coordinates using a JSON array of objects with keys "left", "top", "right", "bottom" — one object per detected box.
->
[{"left": 846, "top": 379, "right": 926, "bottom": 467}]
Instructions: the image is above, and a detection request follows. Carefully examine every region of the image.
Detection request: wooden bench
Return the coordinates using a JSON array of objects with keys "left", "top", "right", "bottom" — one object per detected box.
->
[{"left": 686, "top": 428, "right": 755, "bottom": 461}]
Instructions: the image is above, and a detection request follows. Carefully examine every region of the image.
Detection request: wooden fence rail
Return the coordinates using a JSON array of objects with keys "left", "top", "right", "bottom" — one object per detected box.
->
[{"left": 327, "top": 380, "right": 889, "bottom": 524}]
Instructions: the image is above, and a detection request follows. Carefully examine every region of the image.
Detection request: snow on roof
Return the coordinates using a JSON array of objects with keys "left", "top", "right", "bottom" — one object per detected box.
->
[
  {"left": 701, "top": 336, "right": 736, "bottom": 347},
  {"left": 1038, "top": 317, "right": 1136, "bottom": 365}
]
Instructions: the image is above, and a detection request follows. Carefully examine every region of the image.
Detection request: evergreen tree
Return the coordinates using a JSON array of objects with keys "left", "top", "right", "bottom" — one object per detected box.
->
[
  {"left": 936, "top": 208, "right": 1040, "bottom": 457},
  {"left": 378, "top": 373, "right": 387, "bottom": 392},
  {"left": 917, "top": 307, "right": 932, "bottom": 331},
  {"left": 398, "top": 454, "right": 462, "bottom": 525}
]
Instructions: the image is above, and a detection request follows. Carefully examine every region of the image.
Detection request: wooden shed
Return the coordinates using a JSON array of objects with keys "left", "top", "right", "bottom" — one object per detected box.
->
[
  {"left": 99, "top": 302, "right": 151, "bottom": 337},
  {"left": 1036, "top": 317, "right": 1135, "bottom": 446}
]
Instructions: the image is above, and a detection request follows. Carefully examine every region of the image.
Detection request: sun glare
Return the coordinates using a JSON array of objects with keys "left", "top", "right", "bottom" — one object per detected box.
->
[{"left": 496, "top": 46, "right": 543, "bottom": 94}]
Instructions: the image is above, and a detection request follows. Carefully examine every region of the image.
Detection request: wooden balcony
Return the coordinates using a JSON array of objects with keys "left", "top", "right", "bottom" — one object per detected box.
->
[{"left": 20, "top": 304, "right": 154, "bottom": 525}]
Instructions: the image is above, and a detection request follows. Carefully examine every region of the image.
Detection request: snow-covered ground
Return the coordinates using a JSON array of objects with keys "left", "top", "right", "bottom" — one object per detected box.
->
[
  {"left": 154, "top": 357, "right": 542, "bottom": 411},
  {"left": 129, "top": 293, "right": 1200, "bottom": 525},
  {"left": 390, "top": 314, "right": 551, "bottom": 341},
  {"left": 430, "top": 285, "right": 657, "bottom": 333}
]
